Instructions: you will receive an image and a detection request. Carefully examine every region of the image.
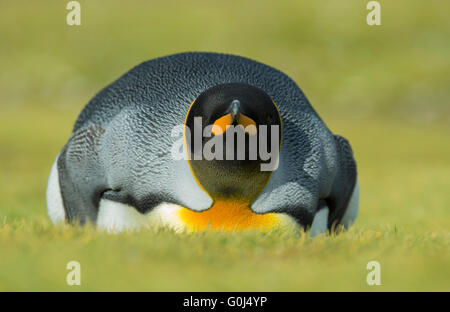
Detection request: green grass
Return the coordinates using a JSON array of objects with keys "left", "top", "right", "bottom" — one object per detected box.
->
[{"left": 0, "top": 0, "right": 449, "bottom": 291}]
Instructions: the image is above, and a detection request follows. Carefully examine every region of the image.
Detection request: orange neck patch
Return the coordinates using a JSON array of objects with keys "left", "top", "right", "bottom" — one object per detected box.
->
[
  {"left": 212, "top": 113, "right": 257, "bottom": 136},
  {"left": 177, "top": 200, "right": 280, "bottom": 232}
]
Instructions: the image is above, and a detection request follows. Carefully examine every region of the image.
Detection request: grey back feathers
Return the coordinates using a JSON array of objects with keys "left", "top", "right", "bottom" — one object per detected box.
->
[{"left": 50, "top": 52, "right": 358, "bottom": 230}]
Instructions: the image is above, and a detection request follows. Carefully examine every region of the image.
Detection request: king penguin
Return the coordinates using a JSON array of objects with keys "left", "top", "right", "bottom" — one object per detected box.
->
[{"left": 46, "top": 52, "right": 359, "bottom": 235}]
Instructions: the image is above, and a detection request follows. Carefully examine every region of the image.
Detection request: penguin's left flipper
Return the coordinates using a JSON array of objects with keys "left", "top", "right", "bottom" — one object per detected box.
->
[
  {"left": 326, "top": 135, "right": 358, "bottom": 230},
  {"left": 56, "top": 125, "right": 109, "bottom": 224},
  {"left": 310, "top": 200, "right": 330, "bottom": 237},
  {"left": 250, "top": 134, "right": 358, "bottom": 233},
  {"left": 250, "top": 159, "right": 319, "bottom": 228}
]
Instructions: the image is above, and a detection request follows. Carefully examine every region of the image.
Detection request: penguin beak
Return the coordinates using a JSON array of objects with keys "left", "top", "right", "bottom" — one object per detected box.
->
[
  {"left": 230, "top": 100, "right": 240, "bottom": 124},
  {"left": 212, "top": 101, "right": 257, "bottom": 136}
]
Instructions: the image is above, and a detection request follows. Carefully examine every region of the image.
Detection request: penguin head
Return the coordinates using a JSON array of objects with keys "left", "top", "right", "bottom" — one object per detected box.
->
[{"left": 185, "top": 83, "right": 282, "bottom": 203}]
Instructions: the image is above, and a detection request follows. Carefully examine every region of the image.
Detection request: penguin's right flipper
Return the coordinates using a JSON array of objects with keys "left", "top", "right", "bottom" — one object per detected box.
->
[{"left": 57, "top": 125, "right": 109, "bottom": 224}]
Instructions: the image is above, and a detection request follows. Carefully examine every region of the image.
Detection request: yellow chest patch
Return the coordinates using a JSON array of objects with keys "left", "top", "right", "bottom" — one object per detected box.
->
[{"left": 177, "top": 200, "right": 290, "bottom": 232}]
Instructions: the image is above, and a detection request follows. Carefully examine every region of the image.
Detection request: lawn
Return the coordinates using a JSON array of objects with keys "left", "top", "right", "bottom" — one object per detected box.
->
[{"left": 0, "top": 0, "right": 449, "bottom": 291}]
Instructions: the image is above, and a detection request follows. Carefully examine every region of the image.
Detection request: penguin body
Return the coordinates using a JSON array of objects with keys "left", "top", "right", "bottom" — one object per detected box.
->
[{"left": 47, "top": 52, "right": 358, "bottom": 234}]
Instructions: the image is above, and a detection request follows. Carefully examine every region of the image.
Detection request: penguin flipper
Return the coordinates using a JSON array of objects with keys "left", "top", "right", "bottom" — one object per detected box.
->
[
  {"left": 56, "top": 125, "right": 108, "bottom": 224},
  {"left": 310, "top": 200, "right": 330, "bottom": 237},
  {"left": 326, "top": 135, "right": 358, "bottom": 229},
  {"left": 250, "top": 180, "right": 317, "bottom": 227},
  {"left": 170, "top": 157, "right": 214, "bottom": 212},
  {"left": 250, "top": 156, "right": 318, "bottom": 228}
]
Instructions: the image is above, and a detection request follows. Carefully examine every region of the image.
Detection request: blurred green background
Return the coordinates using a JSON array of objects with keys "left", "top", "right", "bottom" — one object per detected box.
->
[{"left": 0, "top": 0, "right": 449, "bottom": 291}]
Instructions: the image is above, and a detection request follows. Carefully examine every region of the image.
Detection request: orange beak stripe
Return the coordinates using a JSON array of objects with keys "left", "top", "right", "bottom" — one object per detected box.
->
[{"left": 212, "top": 113, "right": 257, "bottom": 136}]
